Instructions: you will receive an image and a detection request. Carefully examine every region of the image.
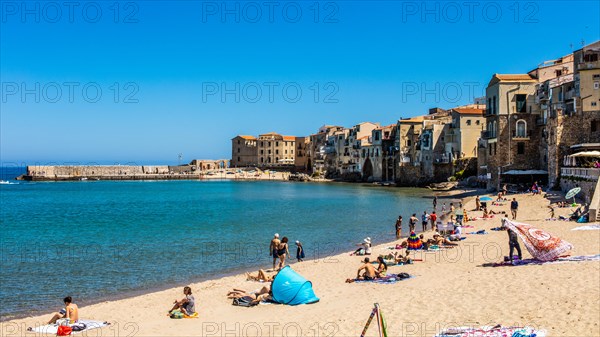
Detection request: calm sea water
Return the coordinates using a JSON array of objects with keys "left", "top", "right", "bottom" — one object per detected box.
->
[{"left": 0, "top": 167, "right": 437, "bottom": 319}]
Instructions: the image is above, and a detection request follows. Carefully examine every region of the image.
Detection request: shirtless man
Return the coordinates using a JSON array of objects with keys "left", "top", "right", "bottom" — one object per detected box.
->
[
  {"left": 356, "top": 257, "right": 378, "bottom": 280},
  {"left": 269, "top": 233, "right": 280, "bottom": 270},
  {"left": 48, "top": 296, "right": 78, "bottom": 324}
]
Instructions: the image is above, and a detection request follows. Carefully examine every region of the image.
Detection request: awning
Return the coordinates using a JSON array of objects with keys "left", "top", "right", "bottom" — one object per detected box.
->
[
  {"left": 502, "top": 170, "right": 548, "bottom": 175},
  {"left": 568, "top": 151, "right": 600, "bottom": 158}
]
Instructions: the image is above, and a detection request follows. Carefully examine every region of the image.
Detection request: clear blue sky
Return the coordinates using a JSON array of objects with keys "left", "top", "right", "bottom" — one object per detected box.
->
[{"left": 1, "top": 0, "right": 599, "bottom": 165}]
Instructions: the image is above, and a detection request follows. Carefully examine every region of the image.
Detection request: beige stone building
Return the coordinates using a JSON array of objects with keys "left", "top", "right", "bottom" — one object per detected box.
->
[
  {"left": 446, "top": 106, "right": 486, "bottom": 159},
  {"left": 294, "top": 137, "right": 310, "bottom": 170},
  {"left": 231, "top": 135, "right": 258, "bottom": 167},
  {"left": 256, "top": 132, "right": 296, "bottom": 167}
]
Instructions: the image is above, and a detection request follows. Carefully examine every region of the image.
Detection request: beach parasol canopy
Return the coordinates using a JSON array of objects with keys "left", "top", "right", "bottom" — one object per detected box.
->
[
  {"left": 480, "top": 196, "right": 493, "bottom": 202},
  {"left": 566, "top": 187, "right": 581, "bottom": 204},
  {"left": 407, "top": 231, "right": 423, "bottom": 250}
]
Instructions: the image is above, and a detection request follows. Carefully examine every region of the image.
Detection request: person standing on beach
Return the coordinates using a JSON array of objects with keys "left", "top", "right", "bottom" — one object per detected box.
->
[
  {"left": 433, "top": 196, "right": 438, "bottom": 209},
  {"left": 510, "top": 198, "right": 519, "bottom": 220},
  {"left": 421, "top": 211, "right": 429, "bottom": 232},
  {"left": 441, "top": 203, "right": 446, "bottom": 214},
  {"left": 430, "top": 211, "right": 437, "bottom": 231},
  {"left": 506, "top": 227, "right": 522, "bottom": 262},
  {"left": 276, "top": 237, "right": 290, "bottom": 270},
  {"left": 295, "top": 240, "right": 305, "bottom": 262},
  {"left": 269, "top": 234, "right": 280, "bottom": 270},
  {"left": 449, "top": 203, "right": 455, "bottom": 222},
  {"left": 395, "top": 216, "right": 403, "bottom": 238},
  {"left": 409, "top": 214, "right": 418, "bottom": 232},
  {"left": 475, "top": 196, "right": 481, "bottom": 211}
]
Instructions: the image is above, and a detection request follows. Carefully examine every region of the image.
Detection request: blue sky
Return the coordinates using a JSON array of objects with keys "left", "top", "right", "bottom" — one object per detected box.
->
[{"left": 1, "top": 0, "right": 599, "bottom": 165}]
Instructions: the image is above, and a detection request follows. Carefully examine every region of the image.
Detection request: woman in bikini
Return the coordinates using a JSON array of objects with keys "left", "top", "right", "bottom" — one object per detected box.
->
[
  {"left": 277, "top": 237, "right": 290, "bottom": 270},
  {"left": 376, "top": 256, "right": 387, "bottom": 277}
]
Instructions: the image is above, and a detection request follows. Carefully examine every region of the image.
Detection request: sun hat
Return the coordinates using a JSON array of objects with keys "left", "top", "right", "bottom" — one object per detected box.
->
[
  {"left": 274, "top": 233, "right": 279, "bottom": 238},
  {"left": 295, "top": 240, "right": 300, "bottom": 244}
]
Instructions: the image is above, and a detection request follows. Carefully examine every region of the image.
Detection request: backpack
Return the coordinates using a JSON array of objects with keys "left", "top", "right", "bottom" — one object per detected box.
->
[
  {"left": 232, "top": 296, "right": 258, "bottom": 307},
  {"left": 397, "top": 272, "right": 410, "bottom": 280}
]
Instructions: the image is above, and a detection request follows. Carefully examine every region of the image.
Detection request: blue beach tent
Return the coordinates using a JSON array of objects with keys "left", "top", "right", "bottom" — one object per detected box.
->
[{"left": 271, "top": 266, "right": 319, "bottom": 305}]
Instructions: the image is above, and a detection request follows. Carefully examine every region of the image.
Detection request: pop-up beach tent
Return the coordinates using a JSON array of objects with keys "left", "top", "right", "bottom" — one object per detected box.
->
[{"left": 271, "top": 266, "right": 319, "bottom": 305}]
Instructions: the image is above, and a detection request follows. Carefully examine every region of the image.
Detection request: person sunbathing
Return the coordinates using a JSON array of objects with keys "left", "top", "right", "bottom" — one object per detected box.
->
[
  {"left": 431, "top": 234, "right": 458, "bottom": 246},
  {"left": 346, "top": 257, "right": 378, "bottom": 282},
  {"left": 48, "top": 296, "right": 78, "bottom": 325},
  {"left": 376, "top": 256, "right": 388, "bottom": 276},
  {"left": 169, "top": 286, "right": 196, "bottom": 316},
  {"left": 245, "top": 269, "right": 275, "bottom": 282},
  {"left": 393, "top": 250, "right": 412, "bottom": 264},
  {"left": 227, "top": 285, "right": 272, "bottom": 303}
]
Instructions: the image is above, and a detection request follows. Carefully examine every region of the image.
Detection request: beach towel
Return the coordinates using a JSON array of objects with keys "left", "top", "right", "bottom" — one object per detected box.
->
[
  {"left": 27, "top": 320, "right": 110, "bottom": 334},
  {"left": 502, "top": 219, "right": 573, "bottom": 261},
  {"left": 353, "top": 274, "right": 412, "bottom": 284},
  {"left": 483, "top": 254, "right": 600, "bottom": 267},
  {"left": 572, "top": 224, "right": 600, "bottom": 230},
  {"left": 434, "top": 325, "right": 545, "bottom": 337},
  {"left": 467, "top": 230, "right": 487, "bottom": 235}
]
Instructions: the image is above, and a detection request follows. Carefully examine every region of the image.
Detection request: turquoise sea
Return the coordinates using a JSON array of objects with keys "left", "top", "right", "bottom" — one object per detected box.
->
[{"left": 0, "top": 167, "right": 437, "bottom": 320}]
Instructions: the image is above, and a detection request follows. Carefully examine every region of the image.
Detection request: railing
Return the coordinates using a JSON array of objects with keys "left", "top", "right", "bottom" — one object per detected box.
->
[
  {"left": 481, "top": 130, "right": 496, "bottom": 139},
  {"left": 561, "top": 167, "right": 600, "bottom": 180},
  {"left": 578, "top": 60, "right": 600, "bottom": 70},
  {"left": 512, "top": 130, "right": 532, "bottom": 139}
]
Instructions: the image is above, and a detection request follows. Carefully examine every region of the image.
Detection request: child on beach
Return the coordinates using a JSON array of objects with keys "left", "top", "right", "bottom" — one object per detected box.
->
[{"left": 295, "top": 241, "right": 305, "bottom": 262}]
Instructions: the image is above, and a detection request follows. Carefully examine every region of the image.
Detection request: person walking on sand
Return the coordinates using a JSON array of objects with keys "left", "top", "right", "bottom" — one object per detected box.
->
[
  {"left": 510, "top": 198, "right": 519, "bottom": 220},
  {"left": 429, "top": 211, "right": 437, "bottom": 231},
  {"left": 409, "top": 214, "right": 418, "bottom": 232},
  {"left": 276, "top": 237, "right": 290, "bottom": 270},
  {"left": 421, "top": 211, "right": 429, "bottom": 232},
  {"left": 395, "top": 216, "right": 403, "bottom": 238},
  {"left": 48, "top": 296, "right": 79, "bottom": 325},
  {"left": 295, "top": 240, "right": 305, "bottom": 262},
  {"left": 269, "top": 233, "right": 280, "bottom": 270}
]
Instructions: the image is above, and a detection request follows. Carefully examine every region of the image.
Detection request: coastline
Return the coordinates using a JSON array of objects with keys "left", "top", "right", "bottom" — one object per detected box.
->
[{"left": 5, "top": 188, "right": 599, "bottom": 336}]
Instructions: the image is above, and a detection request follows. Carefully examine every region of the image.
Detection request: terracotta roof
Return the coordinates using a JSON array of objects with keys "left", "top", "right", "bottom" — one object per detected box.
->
[
  {"left": 235, "top": 135, "right": 256, "bottom": 140},
  {"left": 454, "top": 108, "right": 484, "bottom": 115},
  {"left": 283, "top": 136, "right": 296, "bottom": 141},
  {"left": 489, "top": 74, "right": 536, "bottom": 86}
]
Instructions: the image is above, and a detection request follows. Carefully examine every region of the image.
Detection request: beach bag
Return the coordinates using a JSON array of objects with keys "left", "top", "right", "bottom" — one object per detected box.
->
[
  {"left": 232, "top": 296, "right": 258, "bottom": 307},
  {"left": 397, "top": 272, "right": 410, "bottom": 280},
  {"left": 71, "top": 323, "right": 87, "bottom": 332},
  {"left": 56, "top": 325, "right": 72, "bottom": 336}
]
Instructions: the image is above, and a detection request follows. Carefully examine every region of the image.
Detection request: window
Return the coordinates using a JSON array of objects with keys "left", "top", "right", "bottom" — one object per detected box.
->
[
  {"left": 516, "top": 120, "right": 527, "bottom": 138},
  {"left": 593, "top": 74, "right": 600, "bottom": 80},
  {"left": 237, "top": 148, "right": 240, "bottom": 153},
  {"left": 594, "top": 82, "right": 599, "bottom": 90},
  {"left": 488, "top": 144, "right": 492, "bottom": 156},
  {"left": 276, "top": 157, "right": 279, "bottom": 162},
  {"left": 476, "top": 120, "right": 480, "bottom": 125},
  {"left": 237, "top": 140, "right": 240, "bottom": 144},
  {"left": 375, "top": 132, "right": 380, "bottom": 141},
  {"left": 276, "top": 142, "right": 279, "bottom": 147},
  {"left": 260, "top": 150, "right": 264, "bottom": 154},
  {"left": 466, "top": 120, "right": 471, "bottom": 126},
  {"left": 261, "top": 142, "right": 264, "bottom": 147},
  {"left": 516, "top": 94, "right": 527, "bottom": 113},
  {"left": 237, "top": 157, "right": 240, "bottom": 161},
  {"left": 492, "top": 96, "right": 497, "bottom": 114},
  {"left": 592, "top": 120, "right": 599, "bottom": 132},
  {"left": 275, "top": 150, "right": 279, "bottom": 154},
  {"left": 592, "top": 102, "right": 598, "bottom": 107},
  {"left": 517, "top": 142, "right": 525, "bottom": 154},
  {"left": 407, "top": 139, "right": 412, "bottom": 147},
  {"left": 268, "top": 150, "right": 272, "bottom": 154},
  {"left": 261, "top": 157, "right": 264, "bottom": 163}
]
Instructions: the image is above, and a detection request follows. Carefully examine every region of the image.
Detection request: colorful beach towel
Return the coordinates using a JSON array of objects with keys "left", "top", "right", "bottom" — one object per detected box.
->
[
  {"left": 572, "top": 224, "right": 600, "bottom": 230},
  {"left": 434, "top": 325, "right": 545, "bottom": 337},
  {"left": 502, "top": 219, "right": 573, "bottom": 261},
  {"left": 354, "top": 275, "right": 412, "bottom": 284},
  {"left": 406, "top": 231, "right": 423, "bottom": 250},
  {"left": 27, "top": 320, "right": 110, "bottom": 334},
  {"left": 483, "top": 254, "right": 600, "bottom": 267}
]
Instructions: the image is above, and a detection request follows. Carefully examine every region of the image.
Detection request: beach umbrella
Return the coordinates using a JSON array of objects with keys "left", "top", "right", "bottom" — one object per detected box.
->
[
  {"left": 565, "top": 187, "right": 581, "bottom": 205},
  {"left": 406, "top": 231, "right": 423, "bottom": 250},
  {"left": 480, "top": 196, "right": 493, "bottom": 202}
]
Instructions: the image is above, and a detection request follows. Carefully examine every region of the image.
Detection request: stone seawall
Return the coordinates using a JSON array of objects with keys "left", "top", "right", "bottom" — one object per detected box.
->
[{"left": 25, "top": 165, "right": 210, "bottom": 181}]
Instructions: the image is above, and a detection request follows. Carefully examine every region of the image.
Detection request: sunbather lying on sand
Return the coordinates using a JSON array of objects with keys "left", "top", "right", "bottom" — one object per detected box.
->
[
  {"left": 245, "top": 269, "right": 275, "bottom": 282},
  {"left": 227, "top": 285, "right": 272, "bottom": 303},
  {"left": 429, "top": 234, "right": 459, "bottom": 246}
]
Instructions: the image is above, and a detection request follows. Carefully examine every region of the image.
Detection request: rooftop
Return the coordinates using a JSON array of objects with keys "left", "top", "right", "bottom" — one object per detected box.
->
[{"left": 489, "top": 74, "right": 537, "bottom": 86}]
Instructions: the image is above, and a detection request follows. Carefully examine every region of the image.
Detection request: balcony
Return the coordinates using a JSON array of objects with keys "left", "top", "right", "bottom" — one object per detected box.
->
[
  {"left": 536, "top": 116, "right": 547, "bottom": 126},
  {"left": 561, "top": 167, "right": 600, "bottom": 181},
  {"left": 578, "top": 60, "right": 600, "bottom": 71},
  {"left": 512, "top": 130, "right": 532, "bottom": 140},
  {"left": 481, "top": 130, "right": 496, "bottom": 139}
]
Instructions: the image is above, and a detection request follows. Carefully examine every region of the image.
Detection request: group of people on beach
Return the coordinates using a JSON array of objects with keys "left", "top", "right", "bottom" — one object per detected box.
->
[{"left": 269, "top": 233, "right": 305, "bottom": 270}]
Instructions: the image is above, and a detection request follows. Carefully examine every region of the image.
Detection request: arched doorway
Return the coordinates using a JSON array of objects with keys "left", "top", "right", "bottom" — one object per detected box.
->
[{"left": 362, "top": 158, "right": 373, "bottom": 180}]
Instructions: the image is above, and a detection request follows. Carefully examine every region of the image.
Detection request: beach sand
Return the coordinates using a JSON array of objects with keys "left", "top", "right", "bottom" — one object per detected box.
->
[{"left": 4, "top": 190, "right": 599, "bottom": 336}]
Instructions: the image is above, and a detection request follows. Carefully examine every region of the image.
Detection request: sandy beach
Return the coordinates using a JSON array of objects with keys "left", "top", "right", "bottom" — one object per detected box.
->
[{"left": 3, "top": 190, "right": 599, "bottom": 337}]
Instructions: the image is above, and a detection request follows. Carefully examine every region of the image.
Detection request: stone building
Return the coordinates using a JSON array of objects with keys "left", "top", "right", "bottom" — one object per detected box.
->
[
  {"left": 479, "top": 74, "right": 542, "bottom": 190},
  {"left": 256, "top": 132, "right": 296, "bottom": 167},
  {"left": 231, "top": 135, "right": 257, "bottom": 167},
  {"left": 446, "top": 106, "right": 486, "bottom": 159},
  {"left": 294, "top": 137, "right": 310, "bottom": 170},
  {"left": 309, "top": 125, "right": 344, "bottom": 174}
]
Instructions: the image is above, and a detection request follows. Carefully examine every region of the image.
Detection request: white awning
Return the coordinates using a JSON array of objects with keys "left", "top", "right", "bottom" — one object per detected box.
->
[
  {"left": 568, "top": 151, "right": 600, "bottom": 158},
  {"left": 503, "top": 170, "right": 548, "bottom": 175}
]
